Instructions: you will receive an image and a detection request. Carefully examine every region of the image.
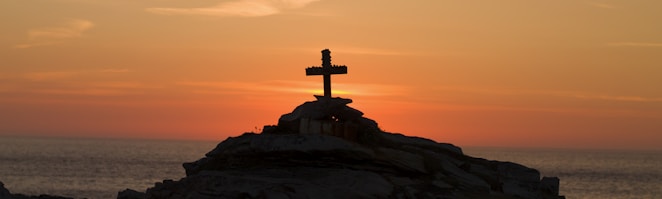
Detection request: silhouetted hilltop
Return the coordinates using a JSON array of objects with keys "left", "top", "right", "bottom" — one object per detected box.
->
[{"left": 125, "top": 97, "right": 564, "bottom": 199}]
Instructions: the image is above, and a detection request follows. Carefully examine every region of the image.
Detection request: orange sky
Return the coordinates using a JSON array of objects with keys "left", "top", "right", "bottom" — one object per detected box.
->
[{"left": 1, "top": 0, "right": 661, "bottom": 149}]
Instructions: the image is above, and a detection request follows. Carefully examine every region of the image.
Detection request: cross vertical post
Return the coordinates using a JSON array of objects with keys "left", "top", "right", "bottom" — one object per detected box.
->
[
  {"left": 321, "top": 49, "right": 332, "bottom": 97},
  {"left": 306, "top": 49, "right": 348, "bottom": 98}
]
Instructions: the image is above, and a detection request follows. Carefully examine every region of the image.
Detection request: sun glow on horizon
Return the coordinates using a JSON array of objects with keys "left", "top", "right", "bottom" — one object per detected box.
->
[{"left": 1, "top": 0, "right": 661, "bottom": 149}]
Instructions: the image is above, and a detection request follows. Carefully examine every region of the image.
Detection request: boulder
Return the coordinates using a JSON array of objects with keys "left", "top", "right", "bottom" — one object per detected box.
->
[
  {"left": 540, "top": 177, "right": 561, "bottom": 196},
  {"left": 117, "top": 189, "right": 145, "bottom": 199}
]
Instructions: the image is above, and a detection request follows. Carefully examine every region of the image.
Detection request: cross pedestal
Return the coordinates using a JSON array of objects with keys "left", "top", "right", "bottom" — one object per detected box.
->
[{"left": 305, "top": 49, "right": 348, "bottom": 98}]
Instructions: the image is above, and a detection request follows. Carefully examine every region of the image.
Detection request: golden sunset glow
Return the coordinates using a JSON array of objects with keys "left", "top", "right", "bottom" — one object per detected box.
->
[{"left": 1, "top": 0, "right": 661, "bottom": 149}]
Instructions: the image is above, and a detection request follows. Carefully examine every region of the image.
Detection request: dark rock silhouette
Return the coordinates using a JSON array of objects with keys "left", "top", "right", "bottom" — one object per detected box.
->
[
  {"left": 141, "top": 96, "right": 564, "bottom": 199},
  {"left": 117, "top": 189, "right": 146, "bottom": 199},
  {"left": 0, "top": 181, "right": 73, "bottom": 199}
]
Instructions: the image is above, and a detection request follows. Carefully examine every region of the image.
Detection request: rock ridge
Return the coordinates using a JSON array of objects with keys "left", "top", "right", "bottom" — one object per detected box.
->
[
  {"left": 0, "top": 181, "right": 74, "bottom": 199},
  {"left": 131, "top": 97, "right": 565, "bottom": 199},
  {"left": 134, "top": 97, "right": 563, "bottom": 199},
  {"left": 144, "top": 130, "right": 562, "bottom": 199}
]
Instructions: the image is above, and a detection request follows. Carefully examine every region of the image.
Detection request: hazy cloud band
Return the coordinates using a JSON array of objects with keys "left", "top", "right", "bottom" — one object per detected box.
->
[{"left": 147, "top": 0, "right": 321, "bottom": 17}]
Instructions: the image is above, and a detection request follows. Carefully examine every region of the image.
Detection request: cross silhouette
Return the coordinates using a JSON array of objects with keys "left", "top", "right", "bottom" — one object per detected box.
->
[{"left": 306, "top": 49, "right": 348, "bottom": 98}]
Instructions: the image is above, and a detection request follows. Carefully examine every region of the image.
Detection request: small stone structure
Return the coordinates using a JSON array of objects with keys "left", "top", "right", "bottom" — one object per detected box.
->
[
  {"left": 298, "top": 117, "right": 359, "bottom": 140},
  {"left": 274, "top": 96, "right": 373, "bottom": 142}
]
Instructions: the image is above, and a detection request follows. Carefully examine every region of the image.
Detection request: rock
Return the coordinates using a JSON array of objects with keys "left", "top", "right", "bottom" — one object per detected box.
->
[
  {"left": 117, "top": 189, "right": 145, "bottom": 199},
  {"left": 131, "top": 97, "right": 564, "bottom": 199},
  {"left": 141, "top": 130, "right": 564, "bottom": 199},
  {"left": 0, "top": 182, "right": 11, "bottom": 199},
  {"left": 374, "top": 147, "right": 427, "bottom": 173},
  {"left": 540, "top": 177, "right": 560, "bottom": 196},
  {"left": 375, "top": 132, "right": 463, "bottom": 155},
  {"left": 0, "top": 181, "right": 74, "bottom": 199},
  {"left": 171, "top": 168, "right": 393, "bottom": 199}
]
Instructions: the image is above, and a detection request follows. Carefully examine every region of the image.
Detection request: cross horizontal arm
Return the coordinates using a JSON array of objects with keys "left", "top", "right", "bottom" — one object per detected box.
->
[{"left": 305, "top": 66, "right": 348, "bottom": 76}]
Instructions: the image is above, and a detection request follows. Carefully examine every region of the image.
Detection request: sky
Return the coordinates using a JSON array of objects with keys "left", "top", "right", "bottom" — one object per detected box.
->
[{"left": 1, "top": 0, "right": 661, "bottom": 150}]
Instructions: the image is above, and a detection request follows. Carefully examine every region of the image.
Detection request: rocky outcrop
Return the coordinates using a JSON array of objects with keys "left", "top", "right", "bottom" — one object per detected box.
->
[
  {"left": 132, "top": 97, "right": 564, "bottom": 199},
  {"left": 143, "top": 129, "right": 563, "bottom": 198},
  {"left": 0, "top": 181, "right": 73, "bottom": 199}
]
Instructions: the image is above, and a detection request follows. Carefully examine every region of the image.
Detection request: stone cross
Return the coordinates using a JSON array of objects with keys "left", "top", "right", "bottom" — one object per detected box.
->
[{"left": 306, "top": 49, "right": 348, "bottom": 98}]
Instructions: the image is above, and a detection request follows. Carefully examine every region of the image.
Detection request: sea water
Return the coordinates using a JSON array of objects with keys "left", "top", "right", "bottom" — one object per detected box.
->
[
  {"left": 0, "top": 136, "right": 660, "bottom": 199},
  {"left": 464, "top": 147, "right": 662, "bottom": 199},
  {"left": 0, "top": 137, "right": 218, "bottom": 199}
]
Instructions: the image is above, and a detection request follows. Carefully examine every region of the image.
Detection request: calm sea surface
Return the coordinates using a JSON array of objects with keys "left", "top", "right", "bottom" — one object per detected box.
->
[{"left": 0, "top": 136, "right": 660, "bottom": 199}]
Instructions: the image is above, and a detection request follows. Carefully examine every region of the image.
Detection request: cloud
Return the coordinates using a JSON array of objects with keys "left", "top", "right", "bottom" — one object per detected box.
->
[
  {"left": 100, "top": 68, "right": 131, "bottom": 73},
  {"left": 28, "top": 19, "right": 94, "bottom": 39},
  {"left": 91, "top": 81, "right": 157, "bottom": 89},
  {"left": 146, "top": 0, "right": 321, "bottom": 17},
  {"left": 416, "top": 86, "right": 662, "bottom": 119},
  {"left": 23, "top": 71, "right": 81, "bottom": 81},
  {"left": 0, "top": 70, "right": 154, "bottom": 97},
  {"left": 431, "top": 86, "right": 662, "bottom": 103},
  {"left": 334, "top": 47, "right": 414, "bottom": 56},
  {"left": 24, "top": 80, "right": 158, "bottom": 97},
  {"left": 587, "top": 2, "right": 616, "bottom": 9},
  {"left": 302, "top": 46, "right": 435, "bottom": 56},
  {"left": 176, "top": 80, "right": 327, "bottom": 95},
  {"left": 572, "top": 94, "right": 662, "bottom": 102},
  {"left": 281, "top": 47, "right": 422, "bottom": 57},
  {"left": 14, "top": 41, "right": 63, "bottom": 49},
  {"left": 15, "top": 19, "right": 94, "bottom": 49},
  {"left": 607, "top": 42, "right": 662, "bottom": 47},
  {"left": 22, "top": 69, "right": 132, "bottom": 81},
  {"left": 176, "top": 80, "right": 408, "bottom": 97},
  {"left": 32, "top": 88, "right": 129, "bottom": 96}
]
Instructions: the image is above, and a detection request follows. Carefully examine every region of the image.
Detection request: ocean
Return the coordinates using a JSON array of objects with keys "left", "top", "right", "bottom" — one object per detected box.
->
[
  {"left": 0, "top": 136, "right": 660, "bottom": 199},
  {"left": 464, "top": 147, "right": 662, "bottom": 199}
]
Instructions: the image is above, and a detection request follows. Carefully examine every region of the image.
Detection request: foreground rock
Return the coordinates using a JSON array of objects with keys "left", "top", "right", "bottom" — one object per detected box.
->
[
  {"left": 136, "top": 97, "right": 563, "bottom": 199},
  {"left": 143, "top": 132, "right": 562, "bottom": 199},
  {"left": 0, "top": 181, "right": 73, "bottom": 199}
]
